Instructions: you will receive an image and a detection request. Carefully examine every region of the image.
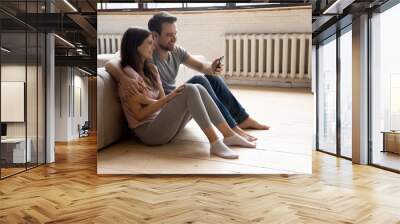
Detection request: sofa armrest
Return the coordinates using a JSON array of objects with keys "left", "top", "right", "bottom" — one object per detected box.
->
[{"left": 97, "top": 67, "right": 128, "bottom": 150}]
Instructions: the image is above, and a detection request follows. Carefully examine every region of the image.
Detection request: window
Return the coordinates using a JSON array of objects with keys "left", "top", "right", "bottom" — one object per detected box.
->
[
  {"left": 317, "top": 36, "right": 337, "bottom": 155},
  {"left": 236, "top": 3, "right": 280, "bottom": 7},
  {"left": 96, "top": 2, "right": 285, "bottom": 11},
  {"left": 146, "top": 3, "right": 184, "bottom": 9},
  {"left": 370, "top": 2, "right": 400, "bottom": 171},
  {"left": 390, "top": 74, "right": 400, "bottom": 130},
  {"left": 186, "top": 3, "right": 227, "bottom": 8},
  {"left": 97, "top": 3, "right": 138, "bottom": 10},
  {"left": 339, "top": 27, "right": 352, "bottom": 158},
  {"left": 316, "top": 25, "right": 354, "bottom": 159}
]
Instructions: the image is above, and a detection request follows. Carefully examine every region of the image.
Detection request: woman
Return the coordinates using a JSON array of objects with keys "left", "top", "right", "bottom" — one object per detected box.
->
[{"left": 106, "top": 27, "right": 256, "bottom": 159}]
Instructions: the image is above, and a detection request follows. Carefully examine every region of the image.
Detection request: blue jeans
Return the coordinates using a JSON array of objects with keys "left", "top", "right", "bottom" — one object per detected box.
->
[{"left": 186, "top": 75, "right": 249, "bottom": 128}]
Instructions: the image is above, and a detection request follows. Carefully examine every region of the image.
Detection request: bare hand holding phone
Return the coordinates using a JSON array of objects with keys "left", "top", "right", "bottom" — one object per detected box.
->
[{"left": 211, "top": 56, "right": 224, "bottom": 75}]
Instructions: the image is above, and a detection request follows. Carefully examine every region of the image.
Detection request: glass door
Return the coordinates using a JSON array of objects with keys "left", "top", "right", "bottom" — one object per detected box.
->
[
  {"left": 0, "top": 2, "right": 28, "bottom": 177},
  {"left": 0, "top": 0, "right": 46, "bottom": 179}
]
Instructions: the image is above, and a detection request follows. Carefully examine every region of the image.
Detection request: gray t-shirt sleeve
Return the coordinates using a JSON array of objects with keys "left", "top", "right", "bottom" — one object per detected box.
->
[{"left": 175, "top": 45, "right": 189, "bottom": 65}]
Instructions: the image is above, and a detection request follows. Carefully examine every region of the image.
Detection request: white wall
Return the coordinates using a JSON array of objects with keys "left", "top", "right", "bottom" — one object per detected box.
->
[
  {"left": 98, "top": 6, "right": 311, "bottom": 61},
  {"left": 1, "top": 65, "right": 40, "bottom": 138},
  {"left": 55, "top": 67, "right": 89, "bottom": 141},
  {"left": 55, "top": 66, "right": 69, "bottom": 141},
  {"left": 73, "top": 73, "right": 89, "bottom": 138},
  {"left": 1, "top": 64, "right": 46, "bottom": 164},
  {"left": 1, "top": 65, "right": 26, "bottom": 139}
]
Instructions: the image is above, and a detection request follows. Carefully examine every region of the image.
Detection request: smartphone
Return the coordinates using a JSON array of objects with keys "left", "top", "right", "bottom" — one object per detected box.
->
[
  {"left": 214, "top": 56, "right": 224, "bottom": 75},
  {"left": 217, "top": 56, "right": 224, "bottom": 65}
]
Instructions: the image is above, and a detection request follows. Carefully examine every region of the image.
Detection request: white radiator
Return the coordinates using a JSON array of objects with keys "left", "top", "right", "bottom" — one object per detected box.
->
[
  {"left": 223, "top": 33, "right": 312, "bottom": 87},
  {"left": 98, "top": 33, "right": 312, "bottom": 87},
  {"left": 97, "top": 34, "right": 121, "bottom": 55}
]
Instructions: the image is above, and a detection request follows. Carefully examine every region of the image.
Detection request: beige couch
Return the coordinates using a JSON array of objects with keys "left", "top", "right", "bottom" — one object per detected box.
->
[
  {"left": 97, "top": 67, "right": 128, "bottom": 150},
  {"left": 97, "top": 54, "right": 205, "bottom": 150}
]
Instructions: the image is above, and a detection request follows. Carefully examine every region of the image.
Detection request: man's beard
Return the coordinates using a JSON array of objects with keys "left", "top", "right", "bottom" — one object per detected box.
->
[{"left": 159, "top": 42, "right": 174, "bottom": 51}]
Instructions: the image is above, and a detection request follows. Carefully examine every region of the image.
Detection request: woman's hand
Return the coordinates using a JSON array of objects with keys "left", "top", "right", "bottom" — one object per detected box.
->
[
  {"left": 166, "top": 85, "right": 185, "bottom": 102},
  {"left": 129, "top": 85, "right": 185, "bottom": 122}
]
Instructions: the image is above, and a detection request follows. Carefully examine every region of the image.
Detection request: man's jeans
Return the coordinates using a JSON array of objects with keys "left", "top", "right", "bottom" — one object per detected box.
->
[{"left": 186, "top": 75, "right": 249, "bottom": 128}]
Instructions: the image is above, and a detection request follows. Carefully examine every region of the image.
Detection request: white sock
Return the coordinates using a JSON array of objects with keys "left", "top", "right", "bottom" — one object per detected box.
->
[
  {"left": 210, "top": 139, "right": 239, "bottom": 159},
  {"left": 223, "top": 133, "right": 256, "bottom": 148}
]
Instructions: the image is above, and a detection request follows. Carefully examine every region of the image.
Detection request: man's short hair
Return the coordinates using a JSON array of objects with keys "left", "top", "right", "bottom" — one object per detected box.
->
[{"left": 148, "top": 12, "right": 177, "bottom": 35}]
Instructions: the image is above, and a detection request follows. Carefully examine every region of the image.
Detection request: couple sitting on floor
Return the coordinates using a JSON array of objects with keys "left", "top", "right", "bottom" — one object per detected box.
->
[{"left": 106, "top": 12, "right": 269, "bottom": 159}]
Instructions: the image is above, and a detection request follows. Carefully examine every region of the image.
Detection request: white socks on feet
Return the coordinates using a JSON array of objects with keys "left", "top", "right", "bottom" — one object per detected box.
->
[
  {"left": 209, "top": 133, "right": 256, "bottom": 159},
  {"left": 223, "top": 133, "right": 256, "bottom": 148},
  {"left": 210, "top": 139, "right": 239, "bottom": 159}
]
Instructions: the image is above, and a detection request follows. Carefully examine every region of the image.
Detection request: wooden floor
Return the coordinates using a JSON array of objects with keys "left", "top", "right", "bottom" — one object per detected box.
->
[
  {"left": 1, "top": 167, "right": 26, "bottom": 178},
  {"left": 98, "top": 87, "right": 313, "bottom": 174},
  {"left": 1, "top": 135, "right": 400, "bottom": 223},
  {"left": 1, "top": 163, "right": 47, "bottom": 178},
  {"left": 372, "top": 150, "right": 400, "bottom": 171},
  {"left": 1, "top": 85, "right": 400, "bottom": 223}
]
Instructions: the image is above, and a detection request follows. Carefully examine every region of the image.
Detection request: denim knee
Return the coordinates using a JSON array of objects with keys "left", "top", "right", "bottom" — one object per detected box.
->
[
  {"left": 205, "top": 75, "right": 225, "bottom": 87},
  {"left": 188, "top": 75, "right": 209, "bottom": 86},
  {"left": 206, "top": 74, "right": 223, "bottom": 82}
]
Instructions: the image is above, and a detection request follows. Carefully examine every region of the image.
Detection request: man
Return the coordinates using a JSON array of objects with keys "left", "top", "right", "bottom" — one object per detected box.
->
[{"left": 107, "top": 12, "right": 269, "bottom": 141}]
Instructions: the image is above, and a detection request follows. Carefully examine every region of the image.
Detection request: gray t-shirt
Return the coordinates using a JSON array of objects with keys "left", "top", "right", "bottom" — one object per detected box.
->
[{"left": 152, "top": 45, "right": 188, "bottom": 94}]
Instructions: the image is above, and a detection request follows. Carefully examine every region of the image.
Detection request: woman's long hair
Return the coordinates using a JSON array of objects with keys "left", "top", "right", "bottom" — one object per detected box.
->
[{"left": 120, "top": 27, "right": 157, "bottom": 89}]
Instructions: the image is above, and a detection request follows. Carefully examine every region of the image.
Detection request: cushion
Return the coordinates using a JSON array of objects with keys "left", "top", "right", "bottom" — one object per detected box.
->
[{"left": 97, "top": 51, "right": 120, "bottom": 68}]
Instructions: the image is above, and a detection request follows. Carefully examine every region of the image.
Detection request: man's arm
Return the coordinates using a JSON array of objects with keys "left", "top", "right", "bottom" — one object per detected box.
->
[
  {"left": 105, "top": 59, "right": 156, "bottom": 105},
  {"left": 183, "top": 53, "right": 223, "bottom": 75},
  {"left": 105, "top": 59, "right": 145, "bottom": 93},
  {"left": 105, "top": 58, "right": 125, "bottom": 82}
]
